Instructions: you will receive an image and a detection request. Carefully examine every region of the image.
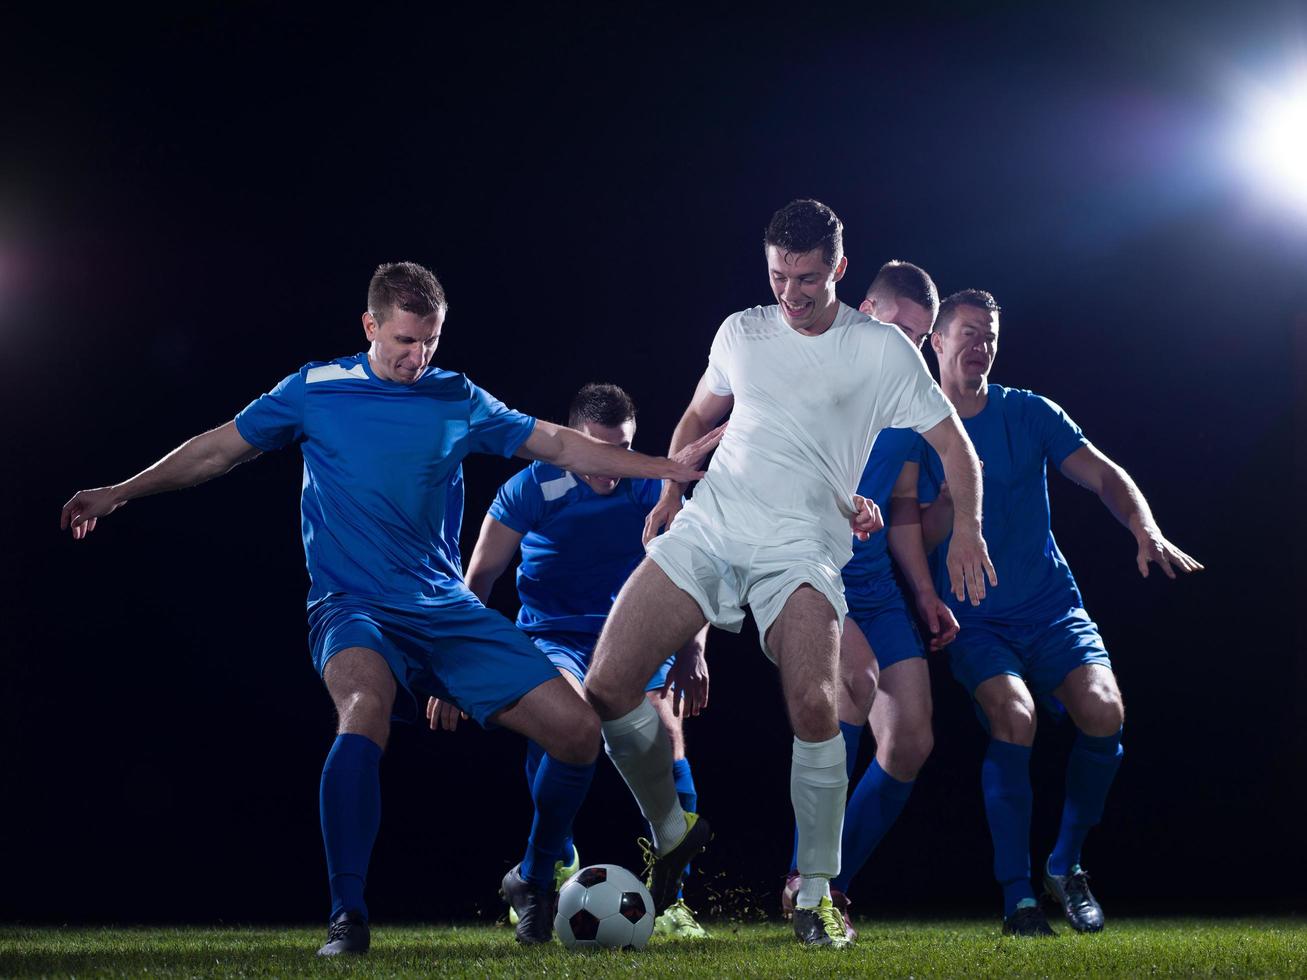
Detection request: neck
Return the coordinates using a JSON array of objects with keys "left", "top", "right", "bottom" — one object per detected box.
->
[
  {"left": 942, "top": 374, "right": 989, "bottom": 418},
  {"left": 790, "top": 300, "right": 840, "bottom": 337}
]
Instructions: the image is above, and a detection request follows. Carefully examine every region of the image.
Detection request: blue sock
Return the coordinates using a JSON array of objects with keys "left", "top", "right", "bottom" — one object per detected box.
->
[
  {"left": 1048, "top": 729, "right": 1123, "bottom": 876},
  {"left": 521, "top": 754, "right": 596, "bottom": 887},
  {"left": 789, "top": 722, "right": 862, "bottom": 872},
  {"left": 982, "top": 739, "right": 1034, "bottom": 917},
  {"left": 320, "top": 733, "right": 383, "bottom": 920},
  {"left": 523, "top": 741, "right": 575, "bottom": 865},
  {"left": 831, "top": 758, "right": 914, "bottom": 893},
  {"left": 672, "top": 758, "right": 697, "bottom": 897}
]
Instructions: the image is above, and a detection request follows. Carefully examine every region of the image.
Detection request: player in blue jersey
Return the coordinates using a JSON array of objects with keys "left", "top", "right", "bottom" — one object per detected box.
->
[
  {"left": 426, "top": 382, "right": 711, "bottom": 942},
  {"left": 912, "top": 289, "right": 1202, "bottom": 936},
  {"left": 60, "top": 261, "right": 720, "bottom": 956},
  {"left": 778, "top": 261, "right": 961, "bottom": 937}
]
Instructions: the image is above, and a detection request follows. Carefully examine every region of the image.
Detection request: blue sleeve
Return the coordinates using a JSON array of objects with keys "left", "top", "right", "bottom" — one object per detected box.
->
[
  {"left": 466, "top": 381, "right": 538, "bottom": 457},
  {"left": 633, "top": 477, "right": 664, "bottom": 510},
  {"left": 1027, "top": 393, "right": 1088, "bottom": 468},
  {"left": 234, "top": 371, "right": 305, "bottom": 451},
  {"left": 488, "top": 469, "right": 543, "bottom": 535}
]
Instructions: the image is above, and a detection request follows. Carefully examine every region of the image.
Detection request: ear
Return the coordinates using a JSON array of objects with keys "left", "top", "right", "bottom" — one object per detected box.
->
[
  {"left": 362, "top": 311, "right": 379, "bottom": 341},
  {"left": 832, "top": 254, "right": 848, "bottom": 283},
  {"left": 858, "top": 298, "right": 875, "bottom": 316},
  {"left": 930, "top": 330, "right": 944, "bottom": 355}
]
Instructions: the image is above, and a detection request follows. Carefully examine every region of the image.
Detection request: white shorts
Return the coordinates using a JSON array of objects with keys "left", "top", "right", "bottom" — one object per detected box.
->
[{"left": 645, "top": 515, "right": 847, "bottom": 662}]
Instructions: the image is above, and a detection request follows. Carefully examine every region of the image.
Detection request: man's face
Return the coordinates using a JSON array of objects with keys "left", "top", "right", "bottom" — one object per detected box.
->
[
  {"left": 577, "top": 418, "right": 636, "bottom": 494},
  {"left": 861, "top": 295, "right": 934, "bottom": 348},
  {"left": 363, "top": 307, "right": 444, "bottom": 384},
  {"left": 931, "top": 305, "right": 1000, "bottom": 387},
  {"left": 766, "top": 245, "right": 847, "bottom": 333}
]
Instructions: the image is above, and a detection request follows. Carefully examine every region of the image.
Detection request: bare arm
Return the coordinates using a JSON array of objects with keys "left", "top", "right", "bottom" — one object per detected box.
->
[
  {"left": 887, "top": 460, "right": 960, "bottom": 649},
  {"left": 1059, "top": 444, "right": 1204, "bottom": 579},
  {"left": 920, "top": 414, "right": 997, "bottom": 605},
  {"left": 643, "top": 373, "right": 734, "bottom": 544},
  {"left": 61, "top": 420, "right": 261, "bottom": 539},
  {"left": 464, "top": 514, "right": 524, "bottom": 604},
  {"left": 517, "top": 418, "right": 723, "bottom": 488}
]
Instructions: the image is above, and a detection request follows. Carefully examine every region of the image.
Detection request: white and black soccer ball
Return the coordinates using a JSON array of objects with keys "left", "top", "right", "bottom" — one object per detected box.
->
[{"left": 554, "top": 864, "right": 655, "bottom": 950}]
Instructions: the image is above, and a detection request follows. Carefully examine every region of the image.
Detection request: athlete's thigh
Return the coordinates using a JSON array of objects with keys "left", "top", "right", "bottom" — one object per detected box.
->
[
  {"left": 589, "top": 558, "right": 707, "bottom": 704},
  {"left": 322, "top": 645, "right": 398, "bottom": 712},
  {"left": 1052, "top": 663, "right": 1124, "bottom": 732},
  {"left": 769, "top": 585, "right": 842, "bottom": 700},
  {"left": 492, "top": 674, "right": 598, "bottom": 764},
  {"left": 838, "top": 615, "right": 878, "bottom": 725},
  {"left": 972, "top": 672, "right": 1038, "bottom": 740},
  {"left": 869, "top": 656, "right": 933, "bottom": 742}
]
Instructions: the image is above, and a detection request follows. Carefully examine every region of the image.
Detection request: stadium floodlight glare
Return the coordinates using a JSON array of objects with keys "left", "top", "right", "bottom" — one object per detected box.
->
[{"left": 1237, "top": 74, "right": 1307, "bottom": 212}]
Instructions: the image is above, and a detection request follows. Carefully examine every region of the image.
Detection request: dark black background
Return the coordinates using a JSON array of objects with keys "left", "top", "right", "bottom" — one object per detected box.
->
[{"left": 4, "top": 3, "right": 1304, "bottom": 924}]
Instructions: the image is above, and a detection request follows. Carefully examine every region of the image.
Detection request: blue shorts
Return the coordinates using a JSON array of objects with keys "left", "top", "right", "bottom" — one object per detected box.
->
[
  {"left": 307, "top": 593, "right": 561, "bottom": 727},
  {"left": 846, "top": 582, "right": 924, "bottom": 671},
  {"left": 949, "top": 606, "right": 1112, "bottom": 713},
  {"left": 530, "top": 630, "right": 674, "bottom": 693}
]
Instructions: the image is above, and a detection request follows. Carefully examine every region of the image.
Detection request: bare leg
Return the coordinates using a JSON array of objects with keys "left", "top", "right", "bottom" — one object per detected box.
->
[
  {"left": 837, "top": 616, "right": 878, "bottom": 727},
  {"left": 323, "top": 647, "right": 397, "bottom": 748},
  {"left": 769, "top": 586, "right": 846, "bottom": 905},
  {"left": 492, "top": 674, "right": 600, "bottom": 766},
  {"left": 869, "top": 658, "right": 934, "bottom": 781}
]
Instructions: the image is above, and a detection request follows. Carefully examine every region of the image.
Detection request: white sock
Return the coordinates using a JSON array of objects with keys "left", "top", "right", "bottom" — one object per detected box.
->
[
  {"left": 796, "top": 875, "right": 832, "bottom": 908},
  {"left": 791, "top": 733, "right": 847, "bottom": 899},
  {"left": 602, "top": 700, "right": 686, "bottom": 852}
]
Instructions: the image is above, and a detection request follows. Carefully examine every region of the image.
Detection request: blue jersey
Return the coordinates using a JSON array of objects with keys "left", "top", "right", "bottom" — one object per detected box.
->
[
  {"left": 235, "top": 352, "right": 536, "bottom": 608},
  {"left": 489, "top": 462, "right": 663, "bottom": 636},
  {"left": 842, "top": 427, "right": 925, "bottom": 606},
  {"left": 920, "top": 384, "right": 1088, "bottom": 625}
]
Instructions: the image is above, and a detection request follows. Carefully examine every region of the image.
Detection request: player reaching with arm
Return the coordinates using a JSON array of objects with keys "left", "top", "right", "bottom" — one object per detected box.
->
[
  {"left": 584, "top": 200, "right": 994, "bottom": 949},
  {"left": 426, "top": 383, "right": 711, "bottom": 942},
  {"left": 61, "top": 262, "right": 719, "bottom": 955},
  {"left": 914, "top": 289, "right": 1201, "bottom": 936}
]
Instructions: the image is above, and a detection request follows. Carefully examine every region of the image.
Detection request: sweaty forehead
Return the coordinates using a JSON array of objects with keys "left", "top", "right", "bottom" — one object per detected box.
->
[
  {"left": 950, "top": 306, "right": 999, "bottom": 334},
  {"left": 766, "top": 245, "right": 830, "bottom": 276}
]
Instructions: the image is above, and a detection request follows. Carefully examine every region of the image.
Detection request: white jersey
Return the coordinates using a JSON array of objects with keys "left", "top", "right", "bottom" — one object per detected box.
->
[{"left": 683, "top": 302, "right": 953, "bottom": 569}]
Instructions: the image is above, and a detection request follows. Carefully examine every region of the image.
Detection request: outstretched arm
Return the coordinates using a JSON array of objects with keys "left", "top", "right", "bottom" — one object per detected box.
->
[
  {"left": 887, "top": 460, "right": 959, "bottom": 649},
  {"left": 921, "top": 414, "right": 997, "bottom": 605},
  {"left": 61, "top": 420, "right": 261, "bottom": 539},
  {"left": 464, "top": 514, "right": 524, "bottom": 605},
  {"left": 643, "top": 373, "right": 734, "bottom": 544},
  {"left": 517, "top": 418, "right": 723, "bottom": 490},
  {"left": 1059, "top": 444, "right": 1204, "bottom": 579}
]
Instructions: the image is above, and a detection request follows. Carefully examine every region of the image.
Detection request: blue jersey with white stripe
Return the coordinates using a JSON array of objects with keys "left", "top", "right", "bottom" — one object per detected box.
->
[
  {"left": 842, "top": 427, "right": 925, "bottom": 606},
  {"left": 489, "top": 462, "right": 663, "bottom": 636},
  {"left": 919, "top": 384, "right": 1088, "bottom": 625},
  {"left": 235, "top": 352, "right": 536, "bottom": 608}
]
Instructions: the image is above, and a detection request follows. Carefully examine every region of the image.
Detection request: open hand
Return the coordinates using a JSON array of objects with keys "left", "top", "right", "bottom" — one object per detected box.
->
[
  {"left": 1136, "top": 530, "right": 1203, "bottom": 580},
  {"left": 426, "top": 696, "right": 468, "bottom": 732}
]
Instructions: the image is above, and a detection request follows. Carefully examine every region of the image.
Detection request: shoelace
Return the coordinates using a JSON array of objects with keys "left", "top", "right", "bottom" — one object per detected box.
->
[
  {"left": 664, "top": 901, "right": 696, "bottom": 926},
  {"left": 815, "top": 901, "right": 846, "bottom": 941},
  {"left": 326, "top": 918, "right": 356, "bottom": 941},
  {"left": 1064, "top": 870, "right": 1094, "bottom": 907},
  {"left": 637, "top": 836, "right": 657, "bottom": 887}
]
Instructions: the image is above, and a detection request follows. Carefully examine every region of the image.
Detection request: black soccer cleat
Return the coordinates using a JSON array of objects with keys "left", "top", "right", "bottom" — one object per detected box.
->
[
  {"left": 317, "top": 908, "right": 370, "bottom": 955},
  {"left": 792, "top": 896, "right": 853, "bottom": 948},
  {"left": 1001, "top": 903, "right": 1057, "bottom": 937},
  {"left": 1044, "top": 863, "right": 1105, "bottom": 933},
  {"left": 500, "top": 864, "right": 555, "bottom": 945},
  {"left": 639, "top": 812, "right": 711, "bottom": 915}
]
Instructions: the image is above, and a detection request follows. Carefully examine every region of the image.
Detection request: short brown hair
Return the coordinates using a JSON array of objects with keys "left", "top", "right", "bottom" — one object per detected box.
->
[
  {"left": 568, "top": 383, "right": 637, "bottom": 429},
  {"left": 763, "top": 199, "right": 844, "bottom": 269},
  {"left": 367, "top": 261, "right": 448, "bottom": 324},
  {"left": 936, "top": 288, "right": 1001, "bottom": 333},
  {"left": 866, "top": 260, "right": 939, "bottom": 322}
]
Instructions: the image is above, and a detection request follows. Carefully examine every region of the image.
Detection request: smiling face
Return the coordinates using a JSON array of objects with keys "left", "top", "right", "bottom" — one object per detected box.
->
[
  {"left": 363, "top": 307, "right": 444, "bottom": 383},
  {"left": 576, "top": 418, "right": 636, "bottom": 494},
  {"left": 766, "top": 245, "right": 847, "bottom": 335},
  {"left": 932, "top": 303, "right": 1000, "bottom": 387}
]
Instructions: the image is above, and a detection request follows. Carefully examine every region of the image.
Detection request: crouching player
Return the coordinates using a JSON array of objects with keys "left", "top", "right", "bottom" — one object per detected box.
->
[{"left": 428, "top": 383, "right": 711, "bottom": 943}]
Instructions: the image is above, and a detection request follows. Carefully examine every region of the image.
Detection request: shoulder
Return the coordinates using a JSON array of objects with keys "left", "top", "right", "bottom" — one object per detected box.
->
[
  {"left": 995, "top": 385, "right": 1069, "bottom": 417},
  {"left": 719, "top": 305, "right": 783, "bottom": 339},
  {"left": 419, "top": 366, "right": 478, "bottom": 398},
  {"left": 300, "top": 353, "right": 368, "bottom": 386}
]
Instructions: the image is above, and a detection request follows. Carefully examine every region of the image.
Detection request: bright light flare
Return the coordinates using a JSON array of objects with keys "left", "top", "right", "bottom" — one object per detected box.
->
[{"left": 1236, "top": 75, "right": 1307, "bottom": 212}]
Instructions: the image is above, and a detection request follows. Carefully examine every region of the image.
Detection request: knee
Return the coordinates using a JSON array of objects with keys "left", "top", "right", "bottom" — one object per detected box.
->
[
  {"left": 551, "top": 707, "right": 602, "bottom": 766},
  {"left": 337, "top": 688, "right": 391, "bottom": 729},
  {"left": 790, "top": 688, "right": 839, "bottom": 743},
  {"left": 841, "top": 665, "right": 877, "bottom": 722},
  {"left": 881, "top": 725, "right": 934, "bottom": 779},
  {"left": 984, "top": 697, "right": 1037, "bottom": 745},
  {"left": 1074, "top": 691, "right": 1125, "bottom": 738}
]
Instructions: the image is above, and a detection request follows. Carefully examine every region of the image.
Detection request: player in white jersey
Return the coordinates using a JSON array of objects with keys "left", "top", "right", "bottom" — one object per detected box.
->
[{"left": 584, "top": 200, "right": 997, "bottom": 947}]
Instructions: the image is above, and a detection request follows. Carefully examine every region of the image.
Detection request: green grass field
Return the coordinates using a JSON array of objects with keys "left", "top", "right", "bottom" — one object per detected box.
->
[{"left": 3, "top": 919, "right": 1305, "bottom": 978}]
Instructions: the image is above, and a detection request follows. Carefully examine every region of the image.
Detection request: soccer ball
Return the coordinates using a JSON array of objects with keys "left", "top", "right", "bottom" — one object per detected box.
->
[{"left": 554, "top": 864, "right": 655, "bottom": 950}]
